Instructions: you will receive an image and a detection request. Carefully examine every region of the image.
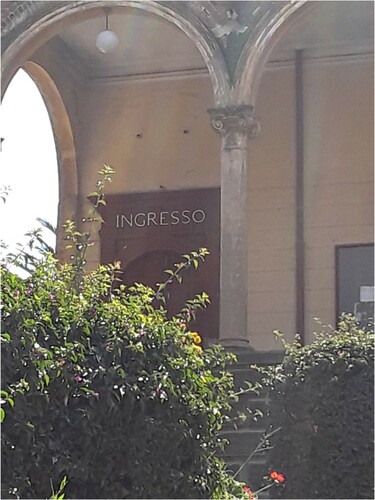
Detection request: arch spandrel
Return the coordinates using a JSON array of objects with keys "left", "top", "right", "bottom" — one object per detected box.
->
[{"left": 234, "top": 1, "right": 318, "bottom": 105}]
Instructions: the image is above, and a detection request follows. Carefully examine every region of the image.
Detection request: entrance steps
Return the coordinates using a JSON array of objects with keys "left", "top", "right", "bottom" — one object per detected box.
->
[{"left": 220, "top": 349, "right": 283, "bottom": 497}]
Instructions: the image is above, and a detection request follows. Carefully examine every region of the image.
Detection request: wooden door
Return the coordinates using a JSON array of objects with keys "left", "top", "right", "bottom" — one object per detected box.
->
[{"left": 99, "top": 189, "right": 220, "bottom": 340}]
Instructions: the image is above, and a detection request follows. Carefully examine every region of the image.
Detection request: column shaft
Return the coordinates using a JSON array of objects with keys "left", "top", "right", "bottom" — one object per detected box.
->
[{"left": 209, "top": 105, "right": 259, "bottom": 347}]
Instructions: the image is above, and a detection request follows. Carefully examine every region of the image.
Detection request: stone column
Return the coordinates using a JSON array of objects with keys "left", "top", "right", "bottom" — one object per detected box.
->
[{"left": 208, "top": 105, "right": 259, "bottom": 347}]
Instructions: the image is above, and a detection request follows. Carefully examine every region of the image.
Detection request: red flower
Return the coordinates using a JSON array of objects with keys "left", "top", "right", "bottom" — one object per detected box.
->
[{"left": 270, "top": 471, "right": 286, "bottom": 483}]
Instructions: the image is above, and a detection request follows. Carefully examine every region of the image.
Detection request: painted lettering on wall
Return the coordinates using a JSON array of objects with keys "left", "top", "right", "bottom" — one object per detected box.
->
[{"left": 116, "top": 209, "right": 206, "bottom": 228}]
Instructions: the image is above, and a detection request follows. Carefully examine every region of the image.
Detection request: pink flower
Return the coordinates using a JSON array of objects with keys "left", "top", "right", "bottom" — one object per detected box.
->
[
  {"left": 49, "top": 294, "right": 56, "bottom": 301},
  {"left": 74, "top": 375, "right": 83, "bottom": 383}
]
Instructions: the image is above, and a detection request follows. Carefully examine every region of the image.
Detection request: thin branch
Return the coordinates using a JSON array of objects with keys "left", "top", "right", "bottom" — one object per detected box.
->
[{"left": 232, "top": 426, "right": 281, "bottom": 480}]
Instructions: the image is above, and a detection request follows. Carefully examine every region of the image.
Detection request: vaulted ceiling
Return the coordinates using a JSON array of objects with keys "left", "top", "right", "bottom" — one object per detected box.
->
[{"left": 51, "top": 1, "right": 374, "bottom": 80}]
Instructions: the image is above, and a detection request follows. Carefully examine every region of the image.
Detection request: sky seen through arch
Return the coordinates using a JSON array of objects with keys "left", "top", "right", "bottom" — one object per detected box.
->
[{"left": 1, "top": 68, "right": 59, "bottom": 274}]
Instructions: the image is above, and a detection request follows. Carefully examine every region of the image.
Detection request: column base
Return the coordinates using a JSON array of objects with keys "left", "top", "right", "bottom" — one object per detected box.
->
[
  {"left": 209, "top": 338, "right": 255, "bottom": 365},
  {"left": 209, "top": 337, "right": 255, "bottom": 353},
  {"left": 217, "top": 337, "right": 252, "bottom": 349}
]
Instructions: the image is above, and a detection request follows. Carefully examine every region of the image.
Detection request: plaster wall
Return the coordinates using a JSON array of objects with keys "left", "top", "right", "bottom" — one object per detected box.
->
[
  {"left": 303, "top": 59, "right": 374, "bottom": 343},
  {"left": 247, "top": 58, "right": 373, "bottom": 350},
  {"left": 247, "top": 66, "right": 296, "bottom": 350},
  {"left": 76, "top": 76, "right": 219, "bottom": 196}
]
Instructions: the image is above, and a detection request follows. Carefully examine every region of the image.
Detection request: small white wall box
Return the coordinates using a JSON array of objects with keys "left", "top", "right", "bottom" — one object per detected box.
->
[{"left": 359, "top": 286, "right": 374, "bottom": 302}]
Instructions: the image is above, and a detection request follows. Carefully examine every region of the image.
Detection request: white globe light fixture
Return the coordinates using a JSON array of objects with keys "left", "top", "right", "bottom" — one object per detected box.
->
[
  {"left": 96, "top": 9, "right": 119, "bottom": 54},
  {"left": 96, "top": 30, "right": 119, "bottom": 53}
]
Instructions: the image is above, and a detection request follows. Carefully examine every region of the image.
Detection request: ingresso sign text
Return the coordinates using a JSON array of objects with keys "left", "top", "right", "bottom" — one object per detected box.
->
[{"left": 116, "top": 209, "right": 206, "bottom": 228}]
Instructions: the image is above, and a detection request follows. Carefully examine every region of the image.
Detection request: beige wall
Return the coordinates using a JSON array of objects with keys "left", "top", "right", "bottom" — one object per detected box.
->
[
  {"left": 247, "top": 66, "right": 296, "bottom": 350},
  {"left": 247, "top": 57, "right": 373, "bottom": 350},
  {"left": 303, "top": 59, "right": 373, "bottom": 343},
  {"left": 77, "top": 76, "right": 219, "bottom": 196}
]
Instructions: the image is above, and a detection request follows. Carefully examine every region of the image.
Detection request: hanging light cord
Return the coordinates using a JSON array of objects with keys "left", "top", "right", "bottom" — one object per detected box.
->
[{"left": 105, "top": 12, "right": 109, "bottom": 30}]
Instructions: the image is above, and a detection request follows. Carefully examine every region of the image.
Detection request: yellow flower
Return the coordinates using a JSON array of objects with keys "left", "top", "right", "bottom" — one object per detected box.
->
[
  {"left": 193, "top": 344, "right": 203, "bottom": 354},
  {"left": 188, "top": 332, "right": 202, "bottom": 345}
]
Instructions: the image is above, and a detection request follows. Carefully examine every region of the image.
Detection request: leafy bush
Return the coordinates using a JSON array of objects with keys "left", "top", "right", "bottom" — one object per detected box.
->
[
  {"left": 1, "top": 167, "right": 245, "bottom": 499},
  {"left": 260, "top": 316, "right": 374, "bottom": 499},
  {"left": 1, "top": 250, "right": 247, "bottom": 499}
]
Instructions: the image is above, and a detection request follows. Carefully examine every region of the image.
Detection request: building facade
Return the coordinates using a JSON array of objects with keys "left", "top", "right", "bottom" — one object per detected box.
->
[{"left": 2, "top": 1, "right": 374, "bottom": 352}]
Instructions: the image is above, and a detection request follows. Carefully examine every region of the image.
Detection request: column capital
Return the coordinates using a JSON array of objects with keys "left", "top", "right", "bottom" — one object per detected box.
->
[{"left": 208, "top": 104, "right": 260, "bottom": 147}]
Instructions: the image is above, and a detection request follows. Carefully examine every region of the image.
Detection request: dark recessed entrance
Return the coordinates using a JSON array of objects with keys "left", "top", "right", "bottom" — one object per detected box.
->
[{"left": 99, "top": 188, "right": 220, "bottom": 340}]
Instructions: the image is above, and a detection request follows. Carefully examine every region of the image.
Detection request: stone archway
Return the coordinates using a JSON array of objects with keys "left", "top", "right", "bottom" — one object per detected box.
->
[
  {"left": 1, "top": 1, "right": 231, "bottom": 107},
  {"left": 2, "top": 0, "right": 332, "bottom": 349},
  {"left": 1, "top": 1, "right": 234, "bottom": 269},
  {"left": 21, "top": 61, "right": 78, "bottom": 261}
]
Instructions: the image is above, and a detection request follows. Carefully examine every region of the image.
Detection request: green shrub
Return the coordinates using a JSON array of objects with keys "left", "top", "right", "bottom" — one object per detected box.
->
[
  {"left": 261, "top": 316, "right": 374, "bottom": 499},
  {"left": 1, "top": 167, "right": 245, "bottom": 499},
  {"left": 1, "top": 252, "right": 245, "bottom": 499}
]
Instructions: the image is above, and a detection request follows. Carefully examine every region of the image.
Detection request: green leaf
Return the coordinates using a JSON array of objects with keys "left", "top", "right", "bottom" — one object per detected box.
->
[{"left": 0, "top": 408, "right": 5, "bottom": 423}]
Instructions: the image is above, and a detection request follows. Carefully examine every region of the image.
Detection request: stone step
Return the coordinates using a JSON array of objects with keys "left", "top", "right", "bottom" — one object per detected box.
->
[
  {"left": 230, "top": 394, "right": 269, "bottom": 414},
  {"left": 230, "top": 366, "right": 268, "bottom": 388},
  {"left": 221, "top": 428, "right": 270, "bottom": 458},
  {"left": 228, "top": 349, "right": 284, "bottom": 368},
  {"left": 220, "top": 352, "right": 282, "bottom": 497},
  {"left": 225, "top": 457, "right": 270, "bottom": 493},
  {"left": 223, "top": 415, "right": 269, "bottom": 432},
  {"left": 225, "top": 399, "right": 270, "bottom": 431}
]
